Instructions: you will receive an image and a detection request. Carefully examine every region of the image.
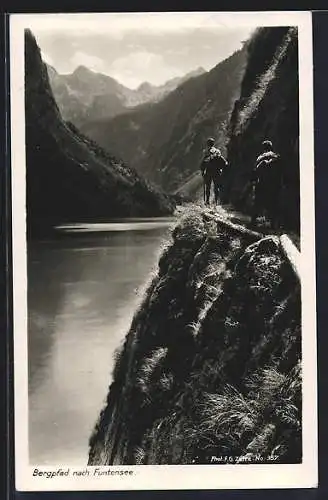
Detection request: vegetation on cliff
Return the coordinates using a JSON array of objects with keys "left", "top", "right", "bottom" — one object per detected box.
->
[
  {"left": 222, "top": 27, "right": 299, "bottom": 233},
  {"left": 89, "top": 208, "right": 301, "bottom": 465},
  {"left": 25, "top": 30, "right": 175, "bottom": 235}
]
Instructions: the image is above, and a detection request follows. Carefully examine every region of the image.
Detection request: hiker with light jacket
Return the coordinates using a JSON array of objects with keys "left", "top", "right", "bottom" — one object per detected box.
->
[{"left": 200, "top": 137, "right": 228, "bottom": 206}]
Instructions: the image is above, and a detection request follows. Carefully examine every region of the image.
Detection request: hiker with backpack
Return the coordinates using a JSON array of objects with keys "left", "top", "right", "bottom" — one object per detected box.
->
[
  {"left": 250, "top": 140, "right": 282, "bottom": 229},
  {"left": 200, "top": 137, "right": 228, "bottom": 206}
]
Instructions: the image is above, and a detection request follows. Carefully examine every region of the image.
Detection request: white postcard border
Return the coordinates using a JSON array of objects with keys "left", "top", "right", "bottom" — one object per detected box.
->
[{"left": 10, "top": 10, "right": 317, "bottom": 491}]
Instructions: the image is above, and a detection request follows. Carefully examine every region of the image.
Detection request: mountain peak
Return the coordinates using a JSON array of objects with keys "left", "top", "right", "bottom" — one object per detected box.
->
[
  {"left": 137, "top": 81, "right": 154, "bottom": 92},
  {"left": 73, "top": 65, "right": 93, "bottom": 77},
  {"left": 188, "top": 67, "right": 206, "bottom": 77},
  {"left": 46, "top": 63, "right": 58, "bottom": 76}
]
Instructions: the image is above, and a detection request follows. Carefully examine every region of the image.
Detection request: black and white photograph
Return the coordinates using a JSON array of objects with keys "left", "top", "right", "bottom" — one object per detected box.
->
[{"left": 10, "top": 11, "right": 317, "bottom": 491}]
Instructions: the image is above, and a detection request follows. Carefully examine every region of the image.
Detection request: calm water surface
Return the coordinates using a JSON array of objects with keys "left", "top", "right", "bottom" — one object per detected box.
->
[{"left": 28, "top": 219, "right": 173, "bottom": 465}]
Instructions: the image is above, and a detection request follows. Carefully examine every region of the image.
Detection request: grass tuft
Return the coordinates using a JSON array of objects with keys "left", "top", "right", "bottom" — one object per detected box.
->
[{"left": 136, "top": 347, "right": 168, "bottom": 395}]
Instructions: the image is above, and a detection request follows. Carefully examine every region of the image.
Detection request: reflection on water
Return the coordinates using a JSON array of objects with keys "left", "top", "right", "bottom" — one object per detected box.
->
[{"left": 28, "top": 220, "right": 172, "bottom": 465}]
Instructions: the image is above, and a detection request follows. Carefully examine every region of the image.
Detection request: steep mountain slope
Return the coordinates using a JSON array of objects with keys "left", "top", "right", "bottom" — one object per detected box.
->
[
  {"left": 47, "top": 65, "right": 206, "bottom": 127},
  {"left": 89, "top": 208, "right": 301, "bottom": 465},
  {"left": 81, "top": 48, "right": 247, "bottom": 193},
  {"left": 222, "top": 27, "right": 299, "bottom": 232},
  {"left": 25, "top": 30, "right": 174, "bottom": 235}
]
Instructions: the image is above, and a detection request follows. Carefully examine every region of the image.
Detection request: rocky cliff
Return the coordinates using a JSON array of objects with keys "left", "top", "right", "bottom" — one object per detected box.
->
[
  {"left": 223, "top": 27, "right": 299, "bottom": 232},
  {"left": 25, "top": 30, "right": 174, "bottom": 235},
  {"left": 89, "top": 208, "right": 301, "bottom": 465}
]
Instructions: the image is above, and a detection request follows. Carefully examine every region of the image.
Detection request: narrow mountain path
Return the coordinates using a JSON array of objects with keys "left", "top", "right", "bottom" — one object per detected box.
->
[
  {"left": 207, "top": 205, "right": 301, "bottom": 281},
  {"left": 177, "top": 202, "right": 301, "bottom": 282}
]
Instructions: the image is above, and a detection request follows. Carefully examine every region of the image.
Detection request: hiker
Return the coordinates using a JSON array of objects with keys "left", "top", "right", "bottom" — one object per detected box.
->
[
  {"left": 200, "top": 137, "right": 228, "bottom": 206},
  {"left": 251, "top": 140, "right": 282, "bottom": 229}
]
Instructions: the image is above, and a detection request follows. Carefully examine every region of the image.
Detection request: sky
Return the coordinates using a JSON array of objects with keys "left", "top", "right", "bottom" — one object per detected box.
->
[{"left": 26, "top": 13, "right": 256, "bottom": 89}]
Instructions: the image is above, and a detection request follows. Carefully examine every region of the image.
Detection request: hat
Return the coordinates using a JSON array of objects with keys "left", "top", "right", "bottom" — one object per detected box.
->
[
  {"left": 262, "top": 140, "right": 273, "bottom": 148},
  {"left": 207, "top": 137, "right": 215, "bottom": 146}
]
